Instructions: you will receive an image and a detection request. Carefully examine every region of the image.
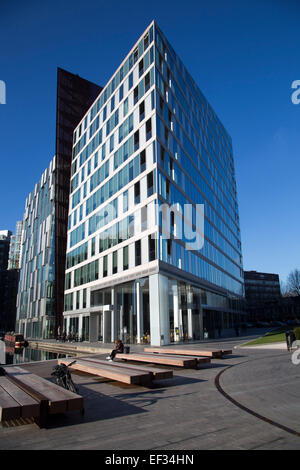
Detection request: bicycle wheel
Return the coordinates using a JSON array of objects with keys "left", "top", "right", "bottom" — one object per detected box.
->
[
  {"left": 67, "top": 377, "right": 78, "bottom": 394},
  {"left": 55, "top": 376, "right": 66, "bottom": 389},
  {"left": 54, "top": 376, "right": 61, "bottom": 387}
]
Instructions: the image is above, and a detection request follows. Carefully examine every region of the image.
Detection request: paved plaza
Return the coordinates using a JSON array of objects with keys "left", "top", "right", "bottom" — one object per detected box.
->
[{"left": 1, "top": 333, "right": 300, "bottom": 450}]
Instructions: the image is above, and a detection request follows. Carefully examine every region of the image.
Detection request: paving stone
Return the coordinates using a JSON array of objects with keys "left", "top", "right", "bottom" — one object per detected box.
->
[{"left": 1, "top": 335, "right": 300, "bottom": 450}]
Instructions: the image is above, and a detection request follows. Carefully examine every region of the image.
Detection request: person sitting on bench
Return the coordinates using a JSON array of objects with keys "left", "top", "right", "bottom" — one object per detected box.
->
[{"left": 106, "top": 339, "right": 124, "bottom": 361}]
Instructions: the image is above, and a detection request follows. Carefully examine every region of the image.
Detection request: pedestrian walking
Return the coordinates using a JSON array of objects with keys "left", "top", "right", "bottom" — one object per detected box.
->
[
  {"left": 290, "top": 330, "right": 296, "bottom": 350},
  {"left": 285, "top": 330, "right": 292, "bottom": 351}
]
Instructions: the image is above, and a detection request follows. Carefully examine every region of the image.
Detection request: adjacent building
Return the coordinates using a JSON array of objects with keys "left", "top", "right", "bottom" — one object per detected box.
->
[
  {"left": 16, "top": 157, "right": 57, "bottom": 338},
  {"left": 244, "top": 271, "right": 281, "bottom": 303},
  {"left": 0, "top": 230, "right": 18, "bottom": 332},
  {"left": 0, "top": 269, "right": 19, "bottom": 332},
  {"left": 15, "top": 68, "right": 102, "bottom": 339},
  {"left": 63, "top": 21, "right": 245, "bottom": 345},
  {"left": 0, "top": 230, "right": 12, "bottom": 271},
  {"left": 244, "top": 270, "right": 281, "bottom": 321},
  {"left": 243, "top": 269, "right": 300, "bottom": 322},
  {"left": 8, "top": 221, "right": 23, "bottom": 270}
]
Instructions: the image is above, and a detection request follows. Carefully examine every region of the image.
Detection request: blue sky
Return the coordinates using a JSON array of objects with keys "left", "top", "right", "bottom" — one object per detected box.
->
[{"left": 0, "top": 0, "right": 299, "bottom": 284}]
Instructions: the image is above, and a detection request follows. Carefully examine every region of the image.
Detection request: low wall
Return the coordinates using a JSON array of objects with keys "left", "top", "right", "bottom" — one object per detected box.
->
[{"left": 28, "top": 341, "right": 111, "bottom": 355}]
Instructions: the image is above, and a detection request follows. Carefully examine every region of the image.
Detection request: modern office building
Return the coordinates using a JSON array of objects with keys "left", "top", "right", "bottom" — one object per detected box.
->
[
  {"left": 15, "top": 69, "right": 102, "bottom": 339},
  {"left": 244, "top": 271, "right": 281, "bottom": 303},
  {"left": 0, "top": 269, "right": 19, "bottom": 332},
  {"left": 16, "top": 157, "right": 57, "bottom": 338},
  {"left": 0, "top": 231, "right": 12, "bottom": 271},
  {"left": 8, "top": 221, "right": 23, "bottom": 270},
  {"left": 63, "top": 21, "right": 245, "bottom": 345},
  {"left": 0, "top": 230, "right": 18, "bottom": 332},
  {"left": 244, "top": 270, "right": 281, "bottom": 321}
]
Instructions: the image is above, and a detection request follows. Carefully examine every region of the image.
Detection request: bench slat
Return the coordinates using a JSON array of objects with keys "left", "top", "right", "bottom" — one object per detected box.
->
[
  {"left": 0, "top": 384, "right": 21, "bottom": 421},
  {"left": 0, "top": 377, "right": 40, "bottom": 419}
]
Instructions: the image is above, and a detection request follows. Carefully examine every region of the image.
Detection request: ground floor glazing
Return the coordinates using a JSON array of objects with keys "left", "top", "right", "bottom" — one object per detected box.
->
[
  {"left": 16, "top": 316, "right": 56, "bottom": 340},
  {"left": 63, "top": 273, "right": 245, "bottom": 346}
]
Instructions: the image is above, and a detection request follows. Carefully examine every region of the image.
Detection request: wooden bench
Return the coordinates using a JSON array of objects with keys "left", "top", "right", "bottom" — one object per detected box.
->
[
  {"left": 58, "top": 358, "right": 154, "bottom": 387},
  {"left": 0, "top": 366, "right": 84, "bottom": 427},
  {"left": 0, "top": 376, "right": 40, "bottom": 421},
  {"left": 220, "top": 349, "right": 232, "bottom": 356},
  {"left": 137, "top": 352, "right": 211, "bottom": 366},
  {"left": 78, "top": 356, "right": 173, "bottom": 381},
  {"left": 145, "top": 347, "right": 232, "bottom": 358},
  {"left": 115, "top": 352, "right": 207, "bottom": 368}
]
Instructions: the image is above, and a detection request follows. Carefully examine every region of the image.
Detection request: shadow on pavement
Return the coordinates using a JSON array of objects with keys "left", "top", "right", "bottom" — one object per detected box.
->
[
  {"left": 113, "top": 387, "right": 202, "bottom": 408},
  {"left": 220, "top": 354, "right": 246, "bottom": 359},
  {"left": 45, "top": 385, "right": 148, "bottom": 429}
]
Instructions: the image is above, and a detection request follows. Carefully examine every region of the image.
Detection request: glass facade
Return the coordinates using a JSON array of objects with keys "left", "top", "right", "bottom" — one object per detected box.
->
[
  {"left": 15, "top": 68, "right": 102, "bottom": 339},
  {"left": 16, "top": 159, "right": 56, "bottom": 339},
  {"left": 63, "top": 21, "right": 245, "bottom": 345},
  {"left": 8, "top": 221, "right": 23, "bottom": 270},
  {"left": 0, "top": 230, "right": 19, "bottom": 332}
]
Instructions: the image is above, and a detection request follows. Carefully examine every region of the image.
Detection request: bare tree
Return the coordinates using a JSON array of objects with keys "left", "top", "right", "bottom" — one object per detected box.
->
[
  {"left": 280, "top": 280, "right": 289, "bottom": 297},
  {"left": 286, "top": 269, "right": 300, "bottom": 296}
]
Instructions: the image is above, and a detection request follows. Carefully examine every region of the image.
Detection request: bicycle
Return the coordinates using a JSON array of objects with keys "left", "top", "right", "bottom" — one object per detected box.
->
[{"left": 51, "top": 360, "right": 78, "bottom": 394}]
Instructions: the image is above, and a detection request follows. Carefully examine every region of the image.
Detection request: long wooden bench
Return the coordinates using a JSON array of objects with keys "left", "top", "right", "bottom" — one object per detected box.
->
[
  {"left": 0, "top": 366, "right": 84, "bottom": 427},
  {"left": 0, "top": 376, "right": 40, "bottom": 421},
  {"left": 141, "top": 352, "right": 211, "bottom": 365},
  {"left": 138, "top": 352, "right": 211, "bottom": 366},
  {"left": 115, "top": 352, "right": 208, "bottom": 368},
  {"left": 79, "top": 356, "right": 173, "bottom": 381},
  {"left": 58, "top": 358, "right": 154, "bottom": 386},
  {"left": 144, "top": 347, "right": 232, "bottom": 358}
]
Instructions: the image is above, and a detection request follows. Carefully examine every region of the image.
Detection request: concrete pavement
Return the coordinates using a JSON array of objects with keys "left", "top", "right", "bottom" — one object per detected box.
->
[{"left": 1, "top": 334, "right": 300, "bottom": 450}]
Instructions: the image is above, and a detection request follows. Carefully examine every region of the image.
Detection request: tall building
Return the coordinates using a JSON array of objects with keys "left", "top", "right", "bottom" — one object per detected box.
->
[
  {"left": 0, "top": 269, "right": 19, "bottom": 332},
  {"left": 54, "top": 68, "right": 102, "bottom": 337},
  {"left": 16, "top": 158, "right": 57, "bottom": 338},
  {"left": 15, "top": 69, "right": 102, "bottom": 339},
  {"left": 63, "top": 21, "right": 245, "bottom": 345},
  {"left": 0, "top": 230, "right": 12, "bottom": 270},
  {"left": 8, "top": 221, "right": 23, "bottom": 270},
  {"left": 0, "top": 230, "right": 18, "bottom": 332}
]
